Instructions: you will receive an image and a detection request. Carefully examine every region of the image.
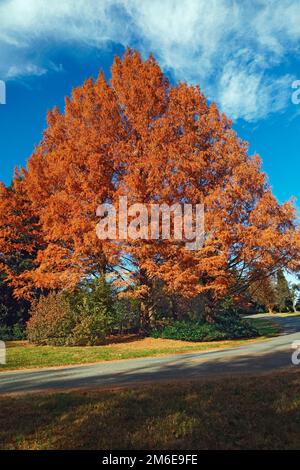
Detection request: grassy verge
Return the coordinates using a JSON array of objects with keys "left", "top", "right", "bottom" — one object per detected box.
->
[
  {"left": 247, "top": 316, "right": 282, "bottom": 337},
  {"left": 0, "top": 317, "right": 280, "bottom": 371},
  {"left": 0, "top": 370, "right": 300, "bottom": 449}
]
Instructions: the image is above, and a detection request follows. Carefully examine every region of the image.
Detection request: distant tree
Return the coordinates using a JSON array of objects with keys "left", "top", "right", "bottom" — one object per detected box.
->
[
  {"left": 290, "top": 283, "right": 300, "bottom": 313},
  {"left": 275, "top": 270, "right": 292, "bottom": 312},
  {"left": 249, "top": 273, "right": 276, "bottom": 314}
]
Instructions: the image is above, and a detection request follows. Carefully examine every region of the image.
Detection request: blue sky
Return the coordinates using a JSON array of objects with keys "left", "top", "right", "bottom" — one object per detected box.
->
[{"left": 0, "top": 0, "right": 300, "bottom": 208}]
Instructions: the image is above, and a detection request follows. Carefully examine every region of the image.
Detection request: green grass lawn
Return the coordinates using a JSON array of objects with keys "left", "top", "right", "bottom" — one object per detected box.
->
[
  {"left": 0, "top": 317, "right": 281, "bottom": 371},
  {"left": 247, "top": 316, "right": 282, "bottom": 337},
  {"left": 0, "top": 370, "right": 299, "bottom": 449}
]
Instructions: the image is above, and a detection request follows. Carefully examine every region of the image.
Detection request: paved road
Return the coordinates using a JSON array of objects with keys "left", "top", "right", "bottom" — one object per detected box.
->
[{"left": 1, "top": 314, "right": 300, "bottom": 394}]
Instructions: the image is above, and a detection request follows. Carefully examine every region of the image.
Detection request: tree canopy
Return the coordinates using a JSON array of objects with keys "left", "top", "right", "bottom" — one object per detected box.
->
[{"left": 1, "top": 50, "right": 299, "bottom": 323}]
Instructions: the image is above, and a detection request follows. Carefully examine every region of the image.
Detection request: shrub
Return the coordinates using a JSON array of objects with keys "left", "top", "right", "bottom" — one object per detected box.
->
[
  {"left": 66, "top": 278, "right": 115, "bottom": 345},
  {"left": 112, "top": 298, "right": 140, "bottom": 334},
  {"left": 27, "top": 291, "right": 75, "bottom": 345},
  {"left": 27, "top": 278, "right": 116, "bottom": 346},
  {"left": 151, "top": 314, "right": 258, "bottom": 342},
  {"left": 67, "top": 295, "right": 112, "bottom": 346},
  {"left": 214, "top": 311, "right": 258, "bottom": 339},
  {"left": 0, "top": 323, "right": 26, "bottom": 341},
  {"left": 151, "top": 321, "right": 227, "bottom": 342},
  {"left": 68, "top": 310, "right": 109, "bottom": 346}
]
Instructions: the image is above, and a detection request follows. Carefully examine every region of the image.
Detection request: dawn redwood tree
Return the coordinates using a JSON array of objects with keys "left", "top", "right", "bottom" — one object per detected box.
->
[
  {"left": 14, "top": 49, "right": 300, "bottom": 324},
  {"left": 24, "top": 73, "right": 125, "bottom": 290},
  {"left": 109, "top": 50, "right": 300, "bottom": 320}
]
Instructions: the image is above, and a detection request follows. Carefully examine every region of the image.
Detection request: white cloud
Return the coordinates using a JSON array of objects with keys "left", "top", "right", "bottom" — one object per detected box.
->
[
  {"left": 5, "top": 64, "right": 47, "bottom": 79},
  {"left": 218, "top": 63, "right": 294, "bottom": 121},
  {"left": 0, "top": 0, "right": 299, "bottom": 121}
]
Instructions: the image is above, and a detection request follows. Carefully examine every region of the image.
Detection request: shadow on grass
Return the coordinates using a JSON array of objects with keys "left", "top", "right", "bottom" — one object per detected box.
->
[
  {"left": 0, "top": 360, "right": 300, "bottom": 449},
  {"left": 2, "top": 314, "right": 300, "bottom": 449},
  {"left": 100, "top": 333, "right": 145, "bottom": 346}
]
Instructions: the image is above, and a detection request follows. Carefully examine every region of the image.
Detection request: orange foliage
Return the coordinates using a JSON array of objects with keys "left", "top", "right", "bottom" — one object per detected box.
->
[
  {"left": 0, "top": 170, "right": 42, "bottom": 298},
  {"left": 1, "top": 49, "right": 299, "bottom": 309}
]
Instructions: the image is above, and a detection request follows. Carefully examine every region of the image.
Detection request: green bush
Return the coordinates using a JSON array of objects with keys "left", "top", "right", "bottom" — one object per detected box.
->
[
  {"left": 112, "top": 298, "right": 140, "bottom": 334},
  {"left": 151, "top": 321, "right": 226, "bottom": 342},
  {"left": 27, "top": 278, "right": 116, "bottom": 346},
  {"left": 151, "top": 313, "right": 258, "bottom": 342},
  {"left": 67, "top": 278, "right": 115, "bottom": 345},
  {"left": 214, "top": 310, "right": 258, "bottom": 339},
  {"left": 0, "top": 323, "right": 26, "bottom": 341}
]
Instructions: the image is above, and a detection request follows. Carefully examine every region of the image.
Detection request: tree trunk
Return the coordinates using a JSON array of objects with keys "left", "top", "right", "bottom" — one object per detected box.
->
[
  {"left": 204, "top": 294, "right": 215, "bottom": 323},
  {"left": 138, "top": 269, "right": 157, "bottom": 334},
  {"left": 170, "top": 296, "right": 177, "bottom": 321},
  {"left": 140, "top": 300, "right": 155, "bottom": 334}
]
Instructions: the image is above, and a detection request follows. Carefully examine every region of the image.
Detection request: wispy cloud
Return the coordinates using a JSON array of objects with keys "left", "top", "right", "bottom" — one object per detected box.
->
[
  {"left": 0, "top": 0, "right": 299, "bottom": 121},
  {"left": 5, "top": 64, "right": 47, "bottom": 79}
]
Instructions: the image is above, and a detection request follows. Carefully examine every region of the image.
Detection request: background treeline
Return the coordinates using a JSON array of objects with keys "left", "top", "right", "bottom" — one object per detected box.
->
[{"left": 0, "top": 265, "right": 298, "bottom": 344}]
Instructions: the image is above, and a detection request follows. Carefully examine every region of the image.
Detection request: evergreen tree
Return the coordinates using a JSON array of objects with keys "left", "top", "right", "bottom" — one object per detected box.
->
[
  {"left": 0, "top": 272, "right": 30, "bottom": 332},
  {"left": 275, "top": 270, "right": 292, "bottom": 312}
]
